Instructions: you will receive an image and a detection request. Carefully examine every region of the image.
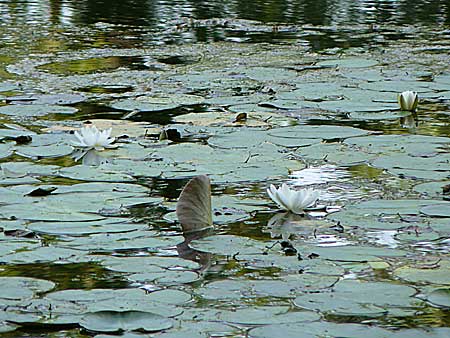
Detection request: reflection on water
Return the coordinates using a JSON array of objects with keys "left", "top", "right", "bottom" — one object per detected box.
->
[
  {"left": 1, "top": 0, "right": 449, "bottom": 26},
  {"left": 0, "top": 1, "right": 449, "bottom": 50}
]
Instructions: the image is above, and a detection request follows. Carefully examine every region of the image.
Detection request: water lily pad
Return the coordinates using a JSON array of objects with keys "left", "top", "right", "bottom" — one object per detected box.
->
[
  {"left": 244, "top": 67, "right": 298, "bottom": 82},
  {"left": 277, "top": 83, "right": 343, "bottom": 101},
  {"left": 371, "top": 153, "right": 450, "bottom": 180},
  {"left": 15, "top": 143, "right": 74, "bottom": 158},
  {"left": 58, "top": 165, "right": 135, "bottom": 182},
  {"left": 205, "top": 94, "right": 270, "bottom": 106},
  {"left": 0, "top": 104, "right": 77, "bottom": 116},
  {"left": 28, "top": 219, "right": 148, "bottom": 236},
  {"left": 0, "top": 203, "right": 105, "bottom": 221},
  {"left": 316, "top": 58, "right": 378, "bottom": 68},
  {"left": 218, "top": 306, "right": 320, "bottom": 325},
  {"left": 250, "top": 321, "right": 398, "bottom": 338},
  {"left": 0, "top": 277, "right": 55, "bottom": 300},
  {"left": 198, "top": 274, "right": 338, "bottom": 300},
  {"left": 345, "top": 134, "right": 450, "bottom": 156},
  {"left": 207, "top": 127, "right": 317, "bottom": 149},
  {"left": 189, "top": 234, "right": 268, "bottom": 256},
  {"left": 0, "top": 321, "right": 18, "bottom": 333},
  {"left": 111, "top": 94, "right": 204, "bottom": 112},
  {"left": 414, "top": 181, "right": 450, "bottom": 196},
  {"left": 0, "top": 143, "right": 14, "bottom": 159},
  {"left": 27, "top": 93, "right": 86, "bottom": 105},
  {"left": 268, "top": 125, "right": 369, "bottom": 140},
  {"left": 0, "top": 81, "right": 19, "bottom": 92},
  {"left": 0, "top": 246, "right": 86, "bottom": 264},
  {"left": 353, "top": 199, "right": 445, "bottom": 215},
  {"left": 294, "top": 278, "right": 419, "bottom": 316},
  {"left": 350, "top": 110, "right": 411, "bottom": 120},
  {"left": 298, "top": 142, "right": 373, "bottom": 165},
  {"left": 0, "top": 128, "right": 36, "bottom": 139},
  {"left": 59, "top": 231, "right": 183, "bottom": 252},
  {"left": 80, "top": 310, "right": 173, "bottom": 333},
  {"left": 1, "top": 162, "right": 59, "bottom": 176},
  {"left": 151, "top": 142, "right": 304, "bottom": 183},
  {"left": 425, "top": 288, "right": 450, "bottom": 308},
  {"left": 394, "top": 260, "right": 450, "bottom": 285},
  {"left": 420, "top": 203, "right": 450, "bottom": 217},
  {"left": 301, "top": 244, "right": 407, "bottom": 262},
  {"left": 359, "top": 80, "right": 432, "bottom": 93},
  {"left": 98, "top": 256, "right": 200, "bottom": 274},
  {"left": 130, "top": 270, "right": 200, "bottom": 286}
]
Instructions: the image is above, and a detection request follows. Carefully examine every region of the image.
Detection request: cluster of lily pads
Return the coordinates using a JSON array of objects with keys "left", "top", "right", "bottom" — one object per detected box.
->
[
  {"left": 70, "top": 88, "right": 419, "bottom": 217},
  {"left": 0, "top": 22, "right": 449, "bottom": 336}
]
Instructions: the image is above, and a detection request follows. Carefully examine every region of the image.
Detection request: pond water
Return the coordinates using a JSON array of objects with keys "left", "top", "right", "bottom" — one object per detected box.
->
[{"left": 0, "top": 0, "right": 449, "bottom": 337}]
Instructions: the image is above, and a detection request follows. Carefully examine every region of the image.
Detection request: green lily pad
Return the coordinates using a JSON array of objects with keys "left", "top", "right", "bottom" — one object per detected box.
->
[
  {"left": 0, "top": 277, "right": 55, "bottom": 300},
  {"left": 414, "top": 181, "right": 450, "bottom": 196},
  {"left": 189, "top": 234, "right": 269, "bottom": 256},
  {"left": 1, "top": 162, "right": 59, "bottom": 176},
  {"left": 298, "top": 142, "right": 374, "bottom": 165},
  {"left": 97, "top": 256, "right": 200, "bottom": 273},
  {"left": 0, "top": 104, "right": 77, "bottom": 116},
  {"left": 59, "top": 231, "right": 183, "bottom": 252},
  {"left": 353, "top": 199, "right": 445, "bottom": 215},
  {"left": 359, "top": 80, "right": 432, "bottom": 93},
  {"left": 293, "top": 281, "right": 420, "bottom": 316},
  {"left": 0, "top": 143, "right": 14, "bottom": 159},
  {"left": 420, "top": 203, "right": 450, "bottom": 217},
  {"left": 58, "top": 165, "right": 135, "bottom": 182},
  {"left": 394, "top": 260, "right": 450, "bottom": 285},
  {"left": 345, "top": 134, "right": 450, "bottom": 156},
  {"left": 0, "top": 246, "right": 86, "bottom": 264},
  {"left": 27, "top": 219, "right": 148, "bottom": 235},
  {"left": 198, "top": 274, "right": 338, "bottom": 300},
  {"left": 207, "top": 127, "right": 318, "bottom": 149},
  {"left": 250, "top": 321, "right": 399, "bottom": 338},
  {"left": 15, "top": 143, "right": 74, "bottom": 158},
  {"left": 0, "top": 82, "right": 19, "bottom": 92},
  {"left": 300, "top": 244, "right": 407, "bottom": 262},
  {"left": 316, "top": 58, "right": 378, "bottom": 68},
  {"left": 80, "top": 310, "right": 173, "bottom": 333},
  {"left": 218, "top": 306, "right": 320, "bottom": 325},
  {"left": 350, "top": 111, "right": 411, "bottom": 120},
  {"left": 277, "top": 83, "right": 343, "bottom": 101},
  {"left": 111, "top": 94, "right": 204, "bottom": 112},
  {"left": 425, "top": 288, "right": 450, "bottom": 308},
  {"left": 0, "top": 128, "right": 36, "bottom": 139},
  {"left": 268, "top": 125, "right": 369, "bottom": 140},
  {"left": 0, "top": 203, "right": 105, "bottom": 221},
  {"left": 129, "top": 270, "right": 200, "bottom": 286},
  {"left": 244, "top": 67, "right": 298, "bottom": 82},
  {"left": 151, "top": 142, "right": 304, "bottom": 183}
]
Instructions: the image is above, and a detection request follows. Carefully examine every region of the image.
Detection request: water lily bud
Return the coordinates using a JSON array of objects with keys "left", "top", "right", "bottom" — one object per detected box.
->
[{"left": 398, "top": 91, "right": 418, "bottom": 111}]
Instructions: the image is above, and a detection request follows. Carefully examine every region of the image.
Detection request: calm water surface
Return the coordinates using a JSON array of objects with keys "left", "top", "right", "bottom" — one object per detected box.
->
[
  {"left": 1, "top": 0, "right": 449, "bottom": 48},
  {"left": 0, "top": 1, "right": 449, "bottom": 337}
]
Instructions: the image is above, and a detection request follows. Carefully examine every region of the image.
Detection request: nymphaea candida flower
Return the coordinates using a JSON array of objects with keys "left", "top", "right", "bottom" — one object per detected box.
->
[
  {"left": 267, "top": 183, "right": 320, "bottom": 215},
  {"left": 398, "top": 91, "right": 418, "bottom": 112},
  {"left": 72, "top": 125, "right": 117, "bottom": 151}
]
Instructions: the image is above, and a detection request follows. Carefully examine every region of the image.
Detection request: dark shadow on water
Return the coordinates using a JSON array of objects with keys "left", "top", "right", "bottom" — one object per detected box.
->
[{"left": 0, "top": 262, "right": 129, "bottom": 290}]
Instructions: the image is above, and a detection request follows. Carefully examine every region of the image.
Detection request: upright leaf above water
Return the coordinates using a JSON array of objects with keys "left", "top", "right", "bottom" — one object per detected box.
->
[{"left": 176, "top": 175, "right": 213, "bottom": 233}]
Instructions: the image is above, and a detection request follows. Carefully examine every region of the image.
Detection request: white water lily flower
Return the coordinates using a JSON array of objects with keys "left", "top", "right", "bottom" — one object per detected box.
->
[
  {"left": 398, "top": 91, "right": 418, "bottom": 111},
  {"left": 267, "top": 183, "right": 320, "bottom": 215},
  {"left": 72, "top": 125, "right": 117, "bottom": 151}
]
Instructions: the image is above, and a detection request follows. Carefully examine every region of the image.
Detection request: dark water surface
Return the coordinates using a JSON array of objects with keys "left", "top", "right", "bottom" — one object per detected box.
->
[
  {"left": 1, "top": 0, "right": 450, "bottom": 49},
  {"left": 1, "top": 0, "right": 450, "bottom": 26}
]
